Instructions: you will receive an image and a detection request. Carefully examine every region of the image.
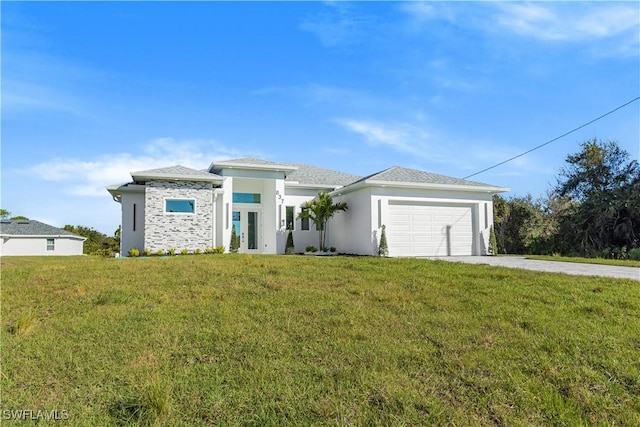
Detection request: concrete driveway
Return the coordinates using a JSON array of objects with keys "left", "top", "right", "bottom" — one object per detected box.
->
[{"left": 427, "top": 256, "right": 640, "bottom": 281}]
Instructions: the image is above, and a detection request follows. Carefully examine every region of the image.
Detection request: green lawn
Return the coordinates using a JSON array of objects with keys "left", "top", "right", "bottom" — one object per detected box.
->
[
  {"left": 2, "top": 255, "right": 639, "bottom": 425},
  {"left": 524, "top": 254, "right": 640, "bottom": 268}
]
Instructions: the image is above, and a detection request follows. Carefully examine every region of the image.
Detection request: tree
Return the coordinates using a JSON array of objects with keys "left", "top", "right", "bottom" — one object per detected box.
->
[
  {"left": 378, "top": 225, "right": 389, "bottom": 257},
  {"left": 555, "top": 139, "right": 639, "bottom": 255},
  {"left": 230, "top": 225, "right": 240, "bottom": 253},
  {"left": 492, "top": 194, "right": 544, "bottom": 254},
  {"left": 63, "top": 225, "right": 120, "bottom": 256},
  {"left": 285, "top": 229, "right": 295, "bottom": 255},
  {"left": 298, "top": 192, "right": 348, "bottom": 250},
  {"left": 10, "top": 216, "right": 29, "bottom": 220},
  {"left": 0, "top": 209, "right": 11, "bottom": 219}
]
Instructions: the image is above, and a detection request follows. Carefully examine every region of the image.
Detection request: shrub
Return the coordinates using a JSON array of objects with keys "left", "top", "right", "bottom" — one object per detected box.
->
[
  {"left": 329, "top": 247, "right": 336, "bottom": 253},
  {"left": 378, "top": 225, "right": 389, "bottom": 257},
  {"left": 143, "top": 248, "right": 152, "bottom": 257},
  {"left": 204, "top": 247, "right": 215, "bottom": 254},
  {"left": 285, "top": 230, "right": 295, "bottom": 255},
  {"left": 230, "top": 225, "right": 240, "bottom": 253},
  {"left": 194, "top": 248, "right": 202, "bottom": 255},
  {"left": 488, "top": 225, "right": 498, "bottom": 256},
  {"left": 215, "top": 245, "right": 226, "bottom": 254},
  {"left": 321, "top": 246, "right": 329, "bottom": 252},
  {"left": 629, "top": 248, "right": 640, "bottom": 261},
  {"left": 155, "top": 249, "right": 164, "bottom": 256},
  {"left": 180, "top": 248, "right": 189, "bottom": 256},
  {"left": 305, "top": 245, "right": 317, "bottom": 253},
  {"left": 128, "top": 248, "right": 140, "bottom": 257},
  {"left": 168, "top": 248, "right": 176, "bottom": 256}
]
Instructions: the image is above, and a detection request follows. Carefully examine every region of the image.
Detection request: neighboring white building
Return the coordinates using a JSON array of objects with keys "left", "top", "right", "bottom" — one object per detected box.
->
[
  {"left": 107, "top": 158, "right": 508, "bottom": 257},
  {"left": 0, "top": 220, "right": 86, "bottom": 256}
]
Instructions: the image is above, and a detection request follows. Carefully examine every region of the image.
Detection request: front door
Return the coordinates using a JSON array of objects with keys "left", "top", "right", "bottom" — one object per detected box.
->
[{"left": 232, "top": 209, "right": 260, "bottom": 253}]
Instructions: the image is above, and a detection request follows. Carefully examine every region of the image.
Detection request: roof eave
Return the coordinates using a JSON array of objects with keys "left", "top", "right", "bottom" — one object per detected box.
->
[
  {"left": 130, "top": 173, "right": 222, "bottom": 182},
  {"left": 333, "top": 180, "right": 510, "bottom": 195},
  {"left": 210, "top": 161, "right": 299, "bottom": 173}
]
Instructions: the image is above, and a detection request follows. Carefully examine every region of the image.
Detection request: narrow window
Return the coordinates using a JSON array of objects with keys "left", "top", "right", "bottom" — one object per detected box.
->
[
  {"left": 46, "top": 238, "right": 55, "bottom": 251},
  {"left": 225, "top": 203, "right": 229, "bottom": 229},
  {"left": 286, "top": 206, "right": 295, "bottom": 230},
  {"left": 484, "top": 203, "right": 488, "bottom": 229},
  {"left": 133, "top": 203, "right": 137, "bottom": 231},
  {"left": 165, "top": 199, "right": 195, "bottom": 213},
  {"left": 301, "top": 207, "right": 309, "bottom": 231},
  {"left": 378, "top": 199, "right": 382, "bottom": 228}
]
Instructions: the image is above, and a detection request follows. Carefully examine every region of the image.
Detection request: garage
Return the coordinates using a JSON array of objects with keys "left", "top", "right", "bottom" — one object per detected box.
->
[{"left": 387, "top": 201, "right": 474, "bottom": 257}]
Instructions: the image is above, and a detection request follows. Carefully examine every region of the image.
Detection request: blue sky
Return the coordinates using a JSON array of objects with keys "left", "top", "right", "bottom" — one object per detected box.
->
[{"left": 2, "top": 1, "right": 639, "bottom": 235}]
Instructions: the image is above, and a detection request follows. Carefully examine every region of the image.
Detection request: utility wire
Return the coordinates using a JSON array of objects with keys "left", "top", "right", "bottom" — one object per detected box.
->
[{"left": 462, "top": 96, "right": 640, "bottom": 180}]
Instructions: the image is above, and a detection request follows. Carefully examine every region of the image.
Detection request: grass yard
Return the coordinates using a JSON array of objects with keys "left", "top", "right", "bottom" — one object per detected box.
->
[
  {"left": 524, "top": 254, "right": 640, "bottom": 268},
  {"left": 2, "top": 255, "right": 639, "bottom": 426}
]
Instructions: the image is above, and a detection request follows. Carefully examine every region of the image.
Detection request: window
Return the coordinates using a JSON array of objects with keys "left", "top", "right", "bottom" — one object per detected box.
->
[
  {"left": 46, "top": 238, "right": 55, "bottom": 251},
  {"left": 233, "top": 193, "right": 261, "bottom": 203},
  {"left": 133, "top": 203, "right": 137, "bottom": 231},
  {"left": 301, "top": 207, "right": 309, "bottom": 231},
  {"left": 286, "top": 206, "right": 295, "bottom": 230},
  {"left": 484, "top": 203, "right": 488, "bottom": 229},
  {"left": 165, "top": 199, "right": 195, "bottom": 213}
]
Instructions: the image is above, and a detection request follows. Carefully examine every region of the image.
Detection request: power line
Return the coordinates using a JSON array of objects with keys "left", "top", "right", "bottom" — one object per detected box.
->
[{"left": 462, "top": 96, "right": 640, "bottom": 180}]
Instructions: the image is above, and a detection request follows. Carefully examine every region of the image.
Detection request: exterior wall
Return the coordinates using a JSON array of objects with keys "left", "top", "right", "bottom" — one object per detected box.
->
[
  {"left": 329, "top": 188, "right": 375, "bottom": 255},
  {"left": 120, "top": 191, "right": 145, "bottom": 256},
  {"left": 1, "top": 236, "right": 84, "bottom": 256},
  {"left": 279, "top": 187, "right": 324, "bottom": 253},
  {"left": 143, "top": 180, "right": 214, "bottom": 253}
]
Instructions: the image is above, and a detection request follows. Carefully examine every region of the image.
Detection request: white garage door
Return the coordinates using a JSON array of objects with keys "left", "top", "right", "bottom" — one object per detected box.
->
[{"left": 387, "top": 202, "right": 474, "bottom": 257}]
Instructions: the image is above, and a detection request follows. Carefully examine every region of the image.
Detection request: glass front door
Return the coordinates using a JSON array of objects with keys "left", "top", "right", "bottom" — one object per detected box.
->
[{"left": 232, "top": 209, "right": 260, "bottom": 253}]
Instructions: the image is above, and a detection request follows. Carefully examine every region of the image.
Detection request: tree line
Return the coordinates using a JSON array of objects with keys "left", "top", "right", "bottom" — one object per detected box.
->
[{"left": 493, "top": 139, "right": 639, "bottom": 260}]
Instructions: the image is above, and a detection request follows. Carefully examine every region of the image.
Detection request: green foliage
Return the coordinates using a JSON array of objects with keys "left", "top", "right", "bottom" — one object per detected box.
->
[
  {"left": 0, "top": 208, "right": 11, "bottom": 219},
  {"left": 143, "top": 248, "right": 152, "bottom": 257},
  {"left": 629, "top": 248, "right": 640, "bottom": 261},
  {"left": 215, "top": 245, "right": 226, "bottom": 254},
  {"left": 285, "top": 229, "right": 295, "bottom": 255},
  {"left": 63, "top": 224, "right": 120, "bottom": 257},
  {"left": 194, "top": 248, "right": 202, "bottom": 255},
  {"left": 167, "top": 248, "right": 176, "bottom": 256},
  {"left": 230, "top": 225, "right": 240, "bottom": 253},
  {"left": 180, "top": 248, "right": 189, "bottom": 256},
  {"left": 10, "top": 215, "right": 29, "bottom": 220},
  {"left": 555, "top": 139, "right": 639, "bottom": 256},
  {"left": 128, "top": 248, "right": 140, "bottom": 257},
  {"left": 488, "top": 225, "right": 498, "bottom": 255},
  {"left": 204, "top": 247, "right": 215, "bottom": 254},
  {"left": 298, "top": 191, "right": 348, "bottom": 250},
  {"left": 156, "top": 249, "right": 165, "bottom": 256},
  {"left": 305, "top": 245, "right": 317, "bottom": 253},
  {"left": 329, "top": 246, "right": 336, "bottom": 253},
  {"left": 378, "top": 225, "right": 389, "bottom": 257},
  {"left": 2, "top": 256, "right": 639, "bottom": 425}
]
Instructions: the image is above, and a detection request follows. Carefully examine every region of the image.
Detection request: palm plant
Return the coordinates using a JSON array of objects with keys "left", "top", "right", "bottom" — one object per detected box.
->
[{"left": 298, "top": 192, "right": 348, "bottom": 251}]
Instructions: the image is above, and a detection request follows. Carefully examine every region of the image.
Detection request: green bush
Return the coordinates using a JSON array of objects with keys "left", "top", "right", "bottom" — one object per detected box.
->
[
  {"left": 378, "top": 225, "right": 389, "bottom": 257},
  {"left": 128, "top": 248, "right": 140, "bottom": 257},
  {"left": 215, "top": 245, "right": 226, "bottom": 254},
  {"left": 155, "top": 249, "right": 164, "bottom": 256},
  {"left": 180, "top": 248, "right": 189, "bottom": 256},
  {"left": 143, "top": 248, "right": 152, "bottom": 257},
  {"left": 168, "top": 248, "right": 176, "bottom": 257},
  {"left": 488, "top": 225, "right": 498, "bottom": 256},
  {"left": 629, "top": 248, "right": 640, "bottom": 261},
  {"left": 285, "top": 230, "right": 295, "bottom": 255},
  {"left": 204, "top": 247, "right": 215, "bottom": 254},
  {"left": 329, "top": 247, "right": 336, "bottom": 253},
  {"left": 194, "top": 248, "right": 202, "bottom": 255},
  {"left": 305, "top": 246, "right": 317, "bottom": 253}
]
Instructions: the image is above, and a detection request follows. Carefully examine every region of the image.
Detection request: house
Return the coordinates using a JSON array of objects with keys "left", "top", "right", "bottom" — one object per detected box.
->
[
  {"left": 0, "top": 220, "right": 86, "bottom": 256},
  {"left": 107, "top": 158, "right": 508, "bottom": 257}
]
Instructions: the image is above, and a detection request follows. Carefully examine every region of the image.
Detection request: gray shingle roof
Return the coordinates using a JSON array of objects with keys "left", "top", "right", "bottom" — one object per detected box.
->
[
  {"left": 0, "top": 220, "right": 85, "bottom": 238},
  {"left": 212, "top": 158, "right": 361, "bottom": 187},
  {"left": 131, "top": 165, "right": 221, "bottom": 181},
  {"left": 286, "top": 164, "right": 361, "bottom": 187},
  {"left": 350, "top": 166, "right": 500, "bottom": 188}
]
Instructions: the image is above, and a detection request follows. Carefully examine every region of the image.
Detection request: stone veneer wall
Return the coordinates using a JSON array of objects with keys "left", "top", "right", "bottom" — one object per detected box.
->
[{"left": 144, "top": 180, "right": 214, "bottom": 252}]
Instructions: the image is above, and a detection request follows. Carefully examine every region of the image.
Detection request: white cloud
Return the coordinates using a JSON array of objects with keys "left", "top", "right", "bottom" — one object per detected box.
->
[
  {"left": 336, "top": 119, "right": 446, "bottom": 161},
  {"left": 494, "top": 3, "right": 640, "bottom": 45},
  {"left": 27, "top": 138, "right": 248, "bottom": 197},
  {"left": 299, "top": 3, "right": 375, "bottom": 47}
]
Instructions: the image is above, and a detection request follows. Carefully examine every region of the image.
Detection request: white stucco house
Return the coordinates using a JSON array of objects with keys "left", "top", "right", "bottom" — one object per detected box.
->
[
  {"left": 107, "top": 158, "right": 508, "bottom": 257},
  {"left": 0, "top": 220, "right": 86, "bottom": 256}
]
